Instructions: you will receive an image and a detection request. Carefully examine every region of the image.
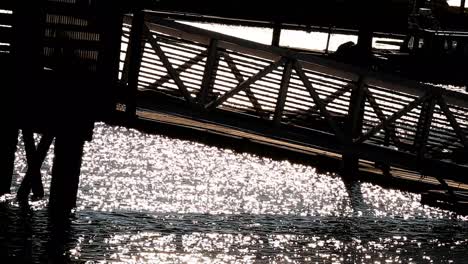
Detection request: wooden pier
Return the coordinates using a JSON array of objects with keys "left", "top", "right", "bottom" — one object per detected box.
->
[
  {"left": 118, "top": 13, "right": 468, "bottom": 190},
  {"left": 1, "top": 1, "right": 468, "bottom": 211}
]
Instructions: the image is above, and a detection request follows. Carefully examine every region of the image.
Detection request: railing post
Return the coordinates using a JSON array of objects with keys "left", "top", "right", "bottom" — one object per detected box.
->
[
  {"left": 325, "top": 26, "right": 332, "bottom": 54},
  {"left": 342, "top": 76, "right": 366, "bottom": 178},
  {"left": 273, "top": 59, "right": 293, "bottom": 126},
  {"left": 199, "top": 38, "right": 218, "bottom": 105},
  {"left": 413, "top": 94, "right": 436, "bottom": 161},
  {"left": 125, "top": 10, "right": 145, "bottom": 118},
  {"left": 272, "top": 23, "right": 281, "bottom": 47}
]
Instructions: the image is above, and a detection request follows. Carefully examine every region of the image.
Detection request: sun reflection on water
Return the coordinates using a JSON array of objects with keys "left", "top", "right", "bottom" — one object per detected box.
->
[{"left": 2, "top": 123, "right": 468, "bottom": 263}]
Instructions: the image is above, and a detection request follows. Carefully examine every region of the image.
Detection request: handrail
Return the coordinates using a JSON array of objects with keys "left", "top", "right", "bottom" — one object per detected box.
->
[{"left": 140, "top": 14, "right": 468, "bottom": 108}]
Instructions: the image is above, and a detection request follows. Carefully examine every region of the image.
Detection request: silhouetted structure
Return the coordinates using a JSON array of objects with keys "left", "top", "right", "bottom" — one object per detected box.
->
[
  {"left": 0, "top": 0, "right": 466, "bottom": 213},
  {"left": 0, "top": 0, "right": 122, "bottom": 212}
]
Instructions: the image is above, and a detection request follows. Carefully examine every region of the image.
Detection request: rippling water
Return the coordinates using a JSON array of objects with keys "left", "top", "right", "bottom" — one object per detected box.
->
[{"left": 1, "top": 123, "right": 468, "bottom": 263}]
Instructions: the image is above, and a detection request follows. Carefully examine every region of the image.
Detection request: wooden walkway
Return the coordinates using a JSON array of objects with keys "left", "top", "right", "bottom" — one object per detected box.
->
[
  {"left": 118, "top": 12, "right": 468, "bottom": 191},
  {"left": 136, "top": 109, "right": 468, "bottom": 193},
  {"left": 2, "top": 1, "right": 468, "bottom": 205}
]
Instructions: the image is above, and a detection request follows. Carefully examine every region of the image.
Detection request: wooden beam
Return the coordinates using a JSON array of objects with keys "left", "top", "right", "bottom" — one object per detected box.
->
[
  {"left": 414, "top": 97, "right": 436, "bottom": 160},
  {"left": 150, "top": 51, "right": 206, "bottom": 89},
  {"left": 221, "top": 52, "right": 264, "bottom": 113},
  {"left": 206, "top": 58, "right": 285, "bottom": 109},
  {"left": 144, "top": 17, "right": 468, "bottom": 110},
  {"left": 341, "top": 76, "right": 366, "bottom": 178},
  {"left": 143, "top": 24, "right": 194, "bottom": 104},
  {"left": 120, "top": 38, "right": 132, "bottom": 85},
  {"left": 294, "top": 60, "right": 345, "bottom": 142},
  {"left": 364, "top": 87, "right": 403, "bottom": 147},
  {"left": 437, "top": 96, "right": 468, "bottom": 149},
  {"left": 273, "top": 60, "right": 293, "bottom": 125},
  {"left": 348, "top": 77, "right": 366, "bottom": 138},
  {"left": 272, "top": 23, "right": 281, "bottom": 47},
  {"left": 17, "top": 131, "right": 54, "bottom": 200},
  {"left": 289, "top": 85, "right": 350, "bottom": 123},
  {"left": 355, "top": 92, "right": 433, "bottom": 144},
  {"left": 198, "top": 39, "right": 218, "bottom": 104},
  {"left": 126, "top": 10, "right": 145, "bottom": 117}
]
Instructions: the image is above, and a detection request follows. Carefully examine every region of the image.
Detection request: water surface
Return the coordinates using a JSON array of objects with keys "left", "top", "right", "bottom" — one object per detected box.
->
[{"left": 1, "top": 123, "right": 467, "bottom": 263}]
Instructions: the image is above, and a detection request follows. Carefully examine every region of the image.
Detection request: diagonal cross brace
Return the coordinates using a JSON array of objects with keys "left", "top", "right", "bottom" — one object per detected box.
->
[
  {"left": 206, "top": 57, "right": 286, "bottom": 110},
  {"left": 221, "top": 52, "right": 264, "bottom": 113},
  {"left": 143, "top": 24, "right": 194, "bottom": 104},
  {"left": 364, "top": 88, "right": 405, "bottom": 147},
  {"left": 437, "top": 96, "right": 468, "bottom": 149},
  {"left": 17, "top": 130, "right": 54, "bottom": 200},
  {"left": 355, "top": 92, "right": 433, "bottom": 144},
  {"left": 293, "top": 60, "right": 345, "bottom": 142},
  {"left": 289, "top": 85, "right": 351, "bottom": 124},
  {"left": 150, "top": 51, "right": 206, "bottom": 90}
]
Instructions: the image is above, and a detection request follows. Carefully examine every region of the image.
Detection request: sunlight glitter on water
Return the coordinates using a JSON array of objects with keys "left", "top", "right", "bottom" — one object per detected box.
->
[{"left": 4, "top": 123, "right": 467, "bottom": 263}]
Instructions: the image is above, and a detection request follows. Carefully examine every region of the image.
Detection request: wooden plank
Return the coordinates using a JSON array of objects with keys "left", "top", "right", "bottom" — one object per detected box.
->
[
  {"left": 273, "top": 60, "right": 293, "bottom": 125},
  {"left": 145, "top": 22, "right": 211, "bottom": 46},
  {"left": 42, "top": 38, "right": 101, "bottom": 50},
  {"left": 144, "top": 15, "right": 294, "bottom": 57},
  {"left": 207, "top": 58, "right": 285, "bottom": 109},
  {"left": 198, "top": 38, "right": 218, "bottom": 104},
  {"left": 143, "top": 24, "right": 194, "bottom": 104},
  {"left": 294, "top": 60, "right": 345, "bottom": 141}
]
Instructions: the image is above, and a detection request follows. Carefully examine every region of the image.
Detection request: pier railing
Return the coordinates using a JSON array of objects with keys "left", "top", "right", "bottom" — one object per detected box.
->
[{"left": 118, "top": 12, "right": 468, "bottom": 181}]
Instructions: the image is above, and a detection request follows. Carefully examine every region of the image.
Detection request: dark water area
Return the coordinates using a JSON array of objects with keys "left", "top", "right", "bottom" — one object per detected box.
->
[{"left": 1, "top": 123, "right": 468, "bottom": 263}]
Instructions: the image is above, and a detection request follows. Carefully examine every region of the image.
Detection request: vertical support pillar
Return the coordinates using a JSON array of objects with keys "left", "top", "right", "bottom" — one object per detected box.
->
[
  {"left": 272, "top": 23, "right": 281, "bottom": 47},
  {"left": 357, "top": 28, "right": 373, "bottom": 59},
  {"left": 199, "top": 38, "right": 218, "bottom": 105},
  {"left": 342, "top": 76, "right": 366, "bottom": 178},
  {"left": 98, "top": 2, "right": 124, "bottom": 120},
  {"left": 125, "top": 10, "right": 145, "bottom": 118},
  {"left": 461, "top": 0, "right": 466, "bottom": 14},
  {"left": 48, "top": 133, "right": 86, "bottom": 213},
  {"left": 414, "top": 95, "right": 436, "bottom": 162},
  {"left": 273, "top": 60, "right": 293, "bottom": 126},
  {"left": 0, "top": 128, "right": 18, "bottom": 195}
]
